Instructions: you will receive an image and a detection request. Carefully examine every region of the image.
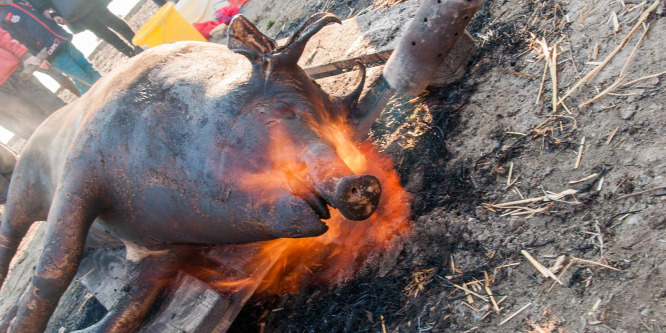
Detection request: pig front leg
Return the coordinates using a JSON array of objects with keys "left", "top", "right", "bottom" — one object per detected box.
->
[
  {"left": 0, "top": 212, "right": 34, "bottom": 285},
  {"left": 73, "top": 244, "right": 194, "bottom": 333},
  {"left": 0, "top": 181, "right": 50, "bottom": 285},
  {"left": 6, "top": 186, "right": 100, "bottom": 333}
]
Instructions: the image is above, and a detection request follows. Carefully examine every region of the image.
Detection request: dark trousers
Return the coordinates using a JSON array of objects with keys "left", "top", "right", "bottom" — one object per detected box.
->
[
  {"left": 153, "top": 0, "right": 167, "bottom": 6},
  {"left": 0, "top": 69, "right": 66, "bottom": 140},
  {"left": 79, "top": 6, "right": 138, "bottom": 57}
]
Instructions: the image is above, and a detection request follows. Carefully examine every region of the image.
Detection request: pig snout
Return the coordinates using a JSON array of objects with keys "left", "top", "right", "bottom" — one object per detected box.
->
[
  {"left": 302, "top": 143, "right": 381, "bottom": 221},
  {"left": 329, "top": 174, "right": 381, "bottom": 220}
]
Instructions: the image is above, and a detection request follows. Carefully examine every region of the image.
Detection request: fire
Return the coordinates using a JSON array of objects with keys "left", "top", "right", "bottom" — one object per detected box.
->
[
  {"left": 206, "top": 116, "right": 411, "bottom": 296},
  {"left": 320, "top": 122, "right": 368, "bottom": 172},
  {"left": 237, "top": 127, "right": 309, "bottom": 204}
]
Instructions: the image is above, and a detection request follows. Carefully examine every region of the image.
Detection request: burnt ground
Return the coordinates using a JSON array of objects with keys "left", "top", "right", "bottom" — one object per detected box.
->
[
  {"left": 32, "top": 0, "right": 666, "bottom": 332},
  {"left": 226, "top": 0, "right": 666, "bottom": 332}
]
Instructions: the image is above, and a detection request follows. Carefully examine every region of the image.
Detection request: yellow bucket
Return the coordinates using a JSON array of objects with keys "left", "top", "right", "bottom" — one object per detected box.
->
[{"left": 132, "top": 2, "right": 206, "bottom": 48}]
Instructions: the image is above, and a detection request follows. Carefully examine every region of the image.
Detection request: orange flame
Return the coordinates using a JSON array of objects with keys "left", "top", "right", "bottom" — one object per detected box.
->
[
  {"left": 202, "top": 116, "right": 411, "bottom": 296},
  {"left": 236, "top": 126, "right": 309, "bottom": 204}
]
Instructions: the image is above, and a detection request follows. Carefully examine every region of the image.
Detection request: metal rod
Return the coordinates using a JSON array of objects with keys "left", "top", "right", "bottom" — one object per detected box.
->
[{"left": 383, "top": 0, "right": 482, "bottom": 96}]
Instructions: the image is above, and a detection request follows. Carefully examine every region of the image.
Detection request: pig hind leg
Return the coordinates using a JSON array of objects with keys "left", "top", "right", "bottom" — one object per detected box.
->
[{"left": 73, "top": 244, "right": 194, "bottom": 333}]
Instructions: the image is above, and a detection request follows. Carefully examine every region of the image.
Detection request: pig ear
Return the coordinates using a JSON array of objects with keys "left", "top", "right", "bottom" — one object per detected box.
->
[
  {"left": 276, "top": 13, "right": 341, "bottom": 65},
  {"left": 228, "top": 15, "right": 278, "bottom": 64},
  {"left": 337, "top": 62, "right": 366, "bottom": 117}
]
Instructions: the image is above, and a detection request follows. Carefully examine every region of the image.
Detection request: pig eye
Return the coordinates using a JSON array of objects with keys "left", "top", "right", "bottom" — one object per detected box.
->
[{"left": 273, "top": 103, "right": 296, "bottom": 119}]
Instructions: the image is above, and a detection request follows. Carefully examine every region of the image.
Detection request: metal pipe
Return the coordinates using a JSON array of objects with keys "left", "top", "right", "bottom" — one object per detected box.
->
[{"left": 382, "top": 0, "right": 482, "bottom": 96}]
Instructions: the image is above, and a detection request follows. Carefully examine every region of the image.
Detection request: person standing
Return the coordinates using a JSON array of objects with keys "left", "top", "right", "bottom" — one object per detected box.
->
[
  {"left": 27, "top": 0, "right": 142, "bottom": 57},
  {"left": 0, "top": 1, "right": 101, "bottom": 94},
  {"left": 0, "top": 26, "right": 65, "bottom": 140}
]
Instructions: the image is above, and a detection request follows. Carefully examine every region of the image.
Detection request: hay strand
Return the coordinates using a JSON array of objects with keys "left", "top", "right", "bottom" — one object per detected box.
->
[
  {"left": 521, "top": 250, "right": 563, "bottom": 285},
  {"left": 497, "top": 302, "right": 532, "bottom": 326},
  {"left": 574, "top": 136, "right": 585, "bottom": 169},
  {"left": 559, "top": 0, "right": 660, "bottom": 103}
]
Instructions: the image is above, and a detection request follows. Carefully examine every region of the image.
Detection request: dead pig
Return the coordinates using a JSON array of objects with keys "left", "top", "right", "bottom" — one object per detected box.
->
[{"left": 0, "top": 13, "right": 380, "bottom": 333}]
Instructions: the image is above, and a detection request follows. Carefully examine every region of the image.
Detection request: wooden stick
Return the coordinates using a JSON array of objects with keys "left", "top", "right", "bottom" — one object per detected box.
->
[
  {"left": 513, "top": 186, "right": 525, "bottom": 200},
  {"left": 522, "top": 250, "right": 564, "bottom": 285},
  {"left": 535, "top": 38, "right": 550, "bottom": 105},
  {"left": 491, "top": 263, "right": 520, "bottom": 283},
  {"left": 453, "top": 284, "right": 489, "bottom": 302},
  {"left": 504, "top": 175, "right": 521, "bottom": 191},
  {"left": 606, "top": 126, "right": 619, "bottom": 145},
  {"left": 490, "top": 189, "right": 577, "bottom": 208},
  {"left": 549, "top": 255, "right": 567, "bottom": 274},
  {"left": 485, "top": 285, "right": 501, "bottom": 313},
  {"left": 463, "top": 301, "right": 482, "bottom": 312},
  {"left": 550, "top": 46, "right": 559, "bottom": 114},
  {"left": 615, "top": 185, "right": 666, "bottom": 200},
  {"left": 492, "top": 197, "right": 545, "bottom": 207},
  {"left": 497, "top": 302, "right": 532, "bottom": 326},
  {"left": 569, "top": 173, "right": 599, "bottom": 184},
  {"left": 621, "top": 70, "right": 666, "bottom": 87},
  {"left": 574, "top": 136, "right": 585, "bottom": 169},
  {"left": 578, "top": 25, "right": 650, "bottom": 108},
  {"left": 559, "top": 0, "right": 660, "bottom": 102},
  {"left": 521, "top": 251, "right": 548, "bottom": 277},
  {"left": 483, "top": 271, "right": 501, "bottom": 313},
  {"left": 464, "top": 281, "right": 474, "bottom": 304},
  {"left": 547, "top": 260, "right": 575, "bottom": 293},
  {"left": 572, "top": 257, "right": 620, "bottom": 271},
  {"left": 506, "top": 205, "right": 553, "bottom": 216}
]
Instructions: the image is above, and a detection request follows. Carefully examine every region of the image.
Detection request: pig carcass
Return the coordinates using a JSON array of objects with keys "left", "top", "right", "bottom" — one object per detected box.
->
[{"left": 0, "top": 13, "right": 380, "bottom": 332}]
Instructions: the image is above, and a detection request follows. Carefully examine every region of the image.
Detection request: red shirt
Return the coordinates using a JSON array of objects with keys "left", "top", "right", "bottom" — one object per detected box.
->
[{"left": 0, "top": 27, "right": 28, "bottom": 86}]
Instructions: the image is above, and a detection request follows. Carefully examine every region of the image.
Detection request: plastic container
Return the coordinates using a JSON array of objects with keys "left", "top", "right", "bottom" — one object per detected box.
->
[
  {"left": 175, "top": 0, "right": 219, "bottom": 23},
  {"left": 132, "top": 2, "right": 206, "bottom": 48}
]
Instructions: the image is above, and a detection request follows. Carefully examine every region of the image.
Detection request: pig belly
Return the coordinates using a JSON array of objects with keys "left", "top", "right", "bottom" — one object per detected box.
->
[{"left": 94, "top": 185, "right": 255, "bottom": 246}]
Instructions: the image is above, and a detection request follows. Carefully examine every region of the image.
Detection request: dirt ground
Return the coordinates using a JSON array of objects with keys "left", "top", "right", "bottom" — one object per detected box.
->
[
  {"left": 14, "top": 0, "right": 666, "bottom": 332},
  {"left": 222, "top": 0, "right": 666, "bottom": 332}
]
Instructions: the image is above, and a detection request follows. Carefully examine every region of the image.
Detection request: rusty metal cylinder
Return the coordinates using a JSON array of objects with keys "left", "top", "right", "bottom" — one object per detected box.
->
[
  {"left": 383, "top": 0, "right": 482, "bottom": 96},
  {"left": 303, "top": 143, "right": 381, "bottom": 221}
]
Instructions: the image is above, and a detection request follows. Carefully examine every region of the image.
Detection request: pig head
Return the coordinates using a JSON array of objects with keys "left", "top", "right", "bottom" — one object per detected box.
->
[{"left": 0, "top": 13, "right": 379, "bottom": 333}]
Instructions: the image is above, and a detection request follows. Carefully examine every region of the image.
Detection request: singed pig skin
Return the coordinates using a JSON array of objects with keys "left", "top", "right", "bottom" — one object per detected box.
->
[{"left": 0, "top": 13, "right": 379, "bottom": 333}]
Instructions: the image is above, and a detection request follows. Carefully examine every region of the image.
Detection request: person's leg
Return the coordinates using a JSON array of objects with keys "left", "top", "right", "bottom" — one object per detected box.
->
[
  {"left": 85, "top": 19, "right": 137, "bottom": 57},
  {"left": 66, "top": 43, "right": 101, "bottom": 83},
  {"left": 51, "top": 44, "right": 101, "bottom": 93},
  {"left": 14, "top": 71, "right": 66, "bottom": 117},
  {"left": 39, "top": 68, "right": 81, "bottom": 97},
  {"left": 96, "top": 6, "right": 136, "bottom": 44},
  {"left": 50, "top": 52, "right": 87, "bottom": 94},
  {"left": 0, "top": 86, "right": 41, "bottom": 139},
  {"left": 0, "top": 71, "right": 65, "bottom": 139}
]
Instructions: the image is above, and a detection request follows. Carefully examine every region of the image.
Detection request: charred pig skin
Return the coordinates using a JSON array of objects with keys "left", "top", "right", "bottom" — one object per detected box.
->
[{"left": 0, "top": 13, "right": 379, "bottom": 333}]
